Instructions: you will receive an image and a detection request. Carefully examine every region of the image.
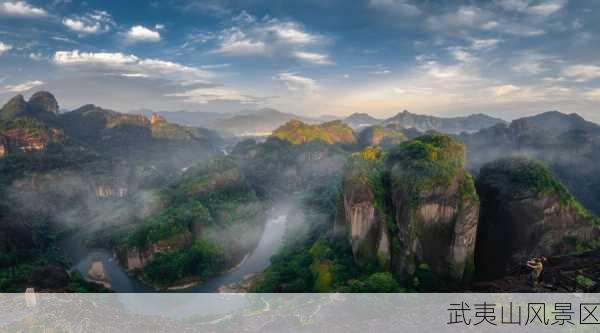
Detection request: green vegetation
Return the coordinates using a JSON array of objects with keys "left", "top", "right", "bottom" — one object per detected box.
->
[
  {"left": 342, "top": 272, "right": 401, "bottom": 292},
  {"left": 252, "top": 182, "right": 405, "bottom": 293},
  {"left": 272, "top": 120, "right": 357, "bottom": 145},
  {"left": 143, "top": 238, "right": 227, "bottom": 287},
  {"left": 478, "top": 157, "right": 598, "bottom": 223},
  {"left": 388, "top": 134, "right": 465, "bottom": 197},
  {"left": 358, "top": 125, "right": 407, "bottom": 149},
  {"left": 576, "top": 274, "right": 595, "bottom": 289},
  {"left": 121, "top": 156, "right": 266, "bottom": 287},
  {"left": 0, "top": 117, "right": 49, "bottom": 137}
]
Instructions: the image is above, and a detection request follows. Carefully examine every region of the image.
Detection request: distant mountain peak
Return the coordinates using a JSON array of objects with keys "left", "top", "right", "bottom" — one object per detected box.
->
[
  {"left": 382, "top": 110, "right": 505, "bottom": 134},
  {"left": 1, "top": 91, "right": 59, "bottom": 120},
  {"left": 343, "top": 113, "right": 382, "bottom": 129},
  {"left": 28, "top": 91, "right": 59, "bottom": 114}
]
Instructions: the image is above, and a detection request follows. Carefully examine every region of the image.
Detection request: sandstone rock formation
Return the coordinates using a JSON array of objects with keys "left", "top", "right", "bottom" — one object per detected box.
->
[
  {"left": 88, "top": 260, "right": 111, "bottom": 288},
  {"left": 337, "top": 168, "right": 391, "bottom": 268},
  {"left": 475, "top": 157, "right": 599, "bottom": 280},
  {"left": 0, "top": 135, "right": 6, "bottom": 157},
  {"left": 337, "top": 135, "right": 479, "bottom": 284},
  {"left": 388, "top": 135, "right": 479, "bottom": 283}
]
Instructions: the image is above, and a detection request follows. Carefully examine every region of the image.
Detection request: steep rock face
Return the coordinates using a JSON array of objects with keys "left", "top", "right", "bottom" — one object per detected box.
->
[
  {"left": 388, "top": 135, "right": 479, "bottom": 283},
  {"left": 3, "top": 127, "right": 51, "bottom": 152},
  {"left": 337, "top": 169, "right": 390, "bottom": 268},
  {"left": 28, "top": 91, "right": 59, "bottom": 114},
  {"left": 336, "top": 137, "right": 478, "bottom": 283},
  {"left": 0, "top": 135, "right": 6, "bottom": 157},
  {"left": 475, "top": 157, "right": 599, "bottom": 280}
]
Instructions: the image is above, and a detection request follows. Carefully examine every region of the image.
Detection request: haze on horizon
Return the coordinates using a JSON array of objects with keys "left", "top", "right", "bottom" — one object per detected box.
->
[{"left": 0, "top": 0, "right": 599, "bottom": 122}]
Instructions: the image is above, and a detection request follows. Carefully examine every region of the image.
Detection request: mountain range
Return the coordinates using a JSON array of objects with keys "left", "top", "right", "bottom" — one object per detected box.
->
[{"left": 131, "top": 107, "right": 507, "bottom": 137}]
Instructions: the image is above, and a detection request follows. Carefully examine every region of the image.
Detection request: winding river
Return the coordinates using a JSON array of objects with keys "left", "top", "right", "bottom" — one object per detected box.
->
[{"left": 59, "top": 199, "right": 293, "bottom": 293}]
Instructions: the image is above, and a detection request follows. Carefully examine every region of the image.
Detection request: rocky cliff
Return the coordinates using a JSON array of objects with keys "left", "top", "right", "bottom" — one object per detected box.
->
[
  {"left": 336, "top": 150, "right": 391, "bottom": 268},
  {"left": 388, "top": 135, "right": 479, "bottom": 283},
  {"left": 475, "top": 157, "right": 599, "bottom": 280},
  {"left": 337, "top": 135, "right": 479, "bottom": 285},
  {"left": 0, "top": 135, "right": 6, "bottom": 157},
  {"left": 0, "top": 92, "right": 65, "bottom": 154}
]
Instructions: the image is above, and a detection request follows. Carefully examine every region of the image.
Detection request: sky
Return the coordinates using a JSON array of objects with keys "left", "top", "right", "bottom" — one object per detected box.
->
[{"left": 0, "top": 0, "right": 599, "bottom": 121}]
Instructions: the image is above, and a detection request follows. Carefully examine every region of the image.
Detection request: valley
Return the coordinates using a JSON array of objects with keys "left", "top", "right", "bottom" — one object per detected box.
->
[{"left": 1, "top": 91, "right": 600, "bottom": 293}]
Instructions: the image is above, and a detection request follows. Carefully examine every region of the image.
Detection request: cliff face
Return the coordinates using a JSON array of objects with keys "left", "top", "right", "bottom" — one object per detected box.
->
[
  {"left": 338, "top": 170, "right": 390, "bottom": 268},
  {"left": 0, "top": 135, "right": 6, "bottom": 157},
  {"left": 337, "top": 135, "right": 479, "bottom": 284},
  {"left": 475, "top": 157, "right": 599, "bottom": 280},
  {"left": 0, "top": 92, "right": 66, "bottom": 155},
  {"left": 388, "top": 135, "right": 479, "bottom": 282},
  {"left": 3, "top": 127, "right": 51, "bottom": 153}
]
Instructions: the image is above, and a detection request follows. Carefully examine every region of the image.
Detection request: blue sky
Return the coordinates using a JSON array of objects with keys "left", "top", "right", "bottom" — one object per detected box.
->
[{"left": 0, "top": 0, "right": 599, "bottom": 121}]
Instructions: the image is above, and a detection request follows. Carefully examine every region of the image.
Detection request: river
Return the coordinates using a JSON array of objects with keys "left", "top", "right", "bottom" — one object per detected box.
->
[{"left": 59, "top": 199, "right": 294, "bottom": 293}]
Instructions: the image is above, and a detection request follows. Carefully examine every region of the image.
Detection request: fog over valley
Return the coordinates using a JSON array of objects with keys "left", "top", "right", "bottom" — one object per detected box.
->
[{"left": 1, "top": 0, "right": 600, "bottom": 297}]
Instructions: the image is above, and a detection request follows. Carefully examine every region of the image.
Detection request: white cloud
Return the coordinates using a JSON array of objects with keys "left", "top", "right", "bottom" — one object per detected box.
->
[
  {"left": 511, "top": 53, "right": 557, "bottom": 75},
  {"left": 370, "top": 70, "right": 391, "bottom": 75},
  {"left": 497, "top": 0, "right": 566, "bottom": 17},
  {"left": 126, "top": 25, "right": 161, "bottom": 42},
  {"left": 470, "top": 38, "right": 501, "bottom": 50},
  {"left": 494, "top": 84, "right": 520, "bottom": 96},
  {"left": 63, "top": 18, "right": 99, "bottom": 34},
  {"left": 293, "top": 51, "right": 332, "bottom": 65},
  {"left": 232, "top": 10, "right": 255, "bottom": 24},
  {"left": 217, "top": 28, "right": 266, "bottom": 55},
  {"left": 214, "top": 14, "right": 330, "bottom": 64},
  {"left": 419, "top": 60, "right": 474, "bottom": 81},
  {"left": 5, "top": 80, "right": 44, "bottom": 92},
  {"left": 121, "top": 73, "right": 148, "bottom": 78},
  {"left": 29, "top": 52, "right": 43, "bottom": 60},
  {"left": 448, "top": 47, "right": 474, "bottom": 63},
  {"left": 167, "top": 87, "right": 261, "bottom": 104},
  {"left": 268, "top": 21, "right": 318, "bottom": 44},
  {"left": 0, "top": 1, "right": 47, "bottom": 17},
  {"left": 63, "top": 10, "right": 114, "bottom": 34},
  {"left": 278, "top": 72, "right": 317, "bottom": 92},
  {"left": 585, "top": 89, "right": 600, "bottom": 100},
  {"left": 368, "top": 0, "right": 421, "bottom": 17},
  {"left": 0, "top": 41, "right": 12, "bottom": 55},
  {"left": 54, "top": 50, "right": 138, "bottom": 66},
  {"left": 53, "top": 50, "right": 212, "bottom": 81},
  {"left": 427, "top": 5, "right": 545, "bottom": 37},
  {"left": 562, "top": 64, "right": 600, "bottom": 82}
]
